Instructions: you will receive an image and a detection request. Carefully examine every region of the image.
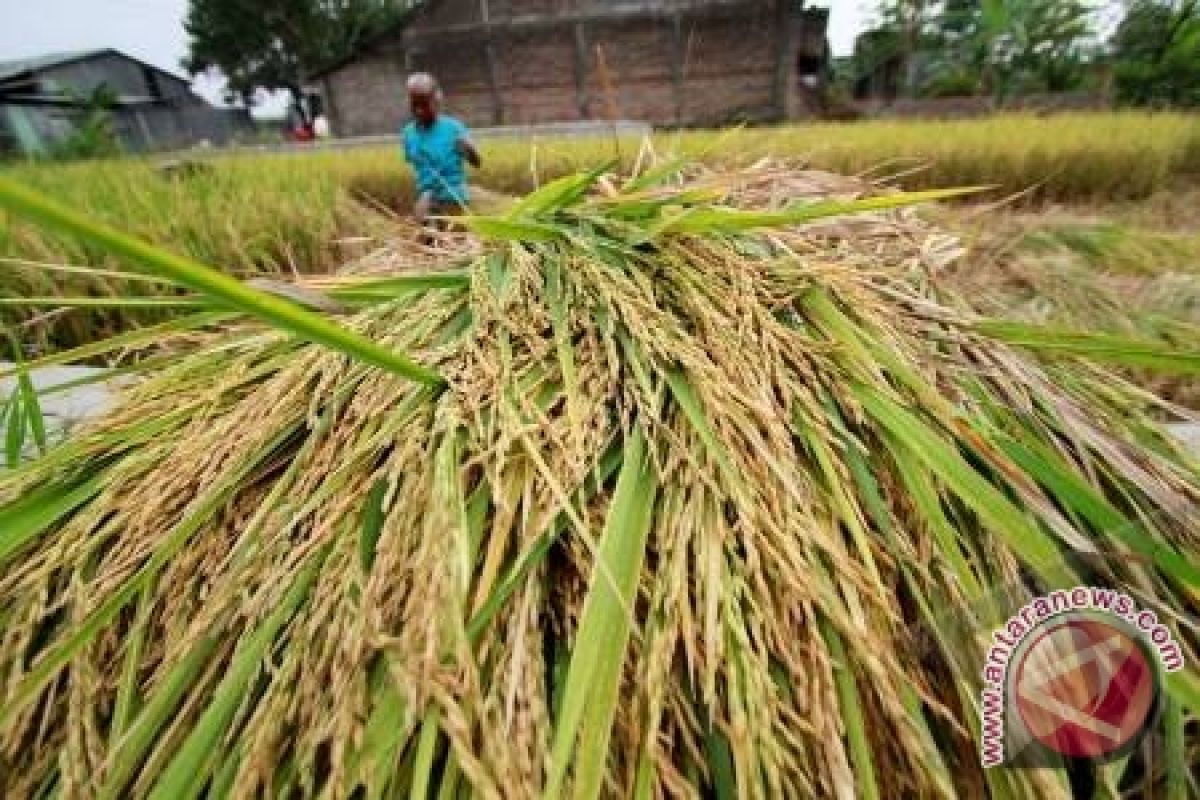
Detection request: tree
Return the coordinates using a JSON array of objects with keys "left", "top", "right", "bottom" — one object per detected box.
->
[
  {"left": 872, "top": 0, "right": 1098, "bottom": 100},
  {"left": 872, "top": 0, "right": 943, "bottom": 96},
  {"left": 982, "top": 0, "right": 1096, "bottom": 97},
  {"left": 184, "top": 0, "right": 409, "bottom": 125},
  {"left": 1112, "top": 0, "right": 1200, "bottom": 106}
]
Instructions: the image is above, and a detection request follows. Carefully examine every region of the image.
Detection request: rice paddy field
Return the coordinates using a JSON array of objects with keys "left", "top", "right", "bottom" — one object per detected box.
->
[
  {"left": 1, "top": 111, "right": 1199, "bottom": 798},
  {"left": 4, "top": 112, "right": 1199, "bottom": 390}
]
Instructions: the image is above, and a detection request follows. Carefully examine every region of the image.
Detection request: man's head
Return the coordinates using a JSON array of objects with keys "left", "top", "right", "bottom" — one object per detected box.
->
[{"left": 407, "top": 73, "right": 440, "bottom": 127}]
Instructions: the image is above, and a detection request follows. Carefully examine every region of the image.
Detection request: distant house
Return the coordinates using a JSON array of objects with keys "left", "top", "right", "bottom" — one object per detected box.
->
[
  {"left": 0, "top": 49, "right": 253, "bottom": 156},
  {"left": 311, "top": 0, "right": 831, "bottom": 137}
]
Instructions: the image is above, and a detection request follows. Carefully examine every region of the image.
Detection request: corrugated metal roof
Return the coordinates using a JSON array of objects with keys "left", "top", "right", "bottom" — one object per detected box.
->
[{"left": 0, "top": 50, "right": 109, "bottom": 83}]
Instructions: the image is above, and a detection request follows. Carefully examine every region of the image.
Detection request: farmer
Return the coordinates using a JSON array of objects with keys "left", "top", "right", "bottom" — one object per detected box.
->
[{"left": 402, "top": 73, "right": 481, "bottom": 232}]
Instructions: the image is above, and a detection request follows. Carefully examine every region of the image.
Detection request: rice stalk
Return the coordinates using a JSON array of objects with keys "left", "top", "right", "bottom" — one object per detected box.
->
[{"left": 0, "top": 162, "right": 1198, "bottom": 798}]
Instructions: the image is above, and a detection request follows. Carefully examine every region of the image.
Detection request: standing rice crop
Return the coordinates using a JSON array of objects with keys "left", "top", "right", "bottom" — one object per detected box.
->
[{"left": 0, "top": 162, "right": 1197, "bottom": 799}]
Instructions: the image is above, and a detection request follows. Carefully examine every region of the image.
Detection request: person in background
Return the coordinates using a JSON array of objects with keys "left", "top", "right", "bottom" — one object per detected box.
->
[{"left": 402, "top": 73, "right": 481, "bottom": 233}]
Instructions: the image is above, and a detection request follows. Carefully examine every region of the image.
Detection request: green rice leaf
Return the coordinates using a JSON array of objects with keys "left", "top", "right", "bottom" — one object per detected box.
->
[
  {"left": 508, "top": 162, "right": 613, "bottom": 218},
  {"left": 0, "top": 473, "right": 104, "bottom": 565},
  {"left": 817, "top": 614, "right": 880, "bottom": 800},
  {"left": 659, "top": 186, "right": 986, "bottom": 234},
  {"left": 360, "top": 478, "right": 389, "bottom": 573},
  {"left": 408, "top": 710, "right": 442, "bottom": 800},
  {"left": 459, "top": 216, "right": 564, "bottom": 242},
  {"left": 14, "top": 365, "right": 47, "bottom": 454},
  {"left": 993, "top": 432, "right": 1200, "bottom": 588},
  {"left": 703, "top": 723, "right": 737, "bottom": 800},
  {"left": 854, "top": 384, "right": 1067, "bottom": 581},
  {"left": 109, "top": 582, "right": 155, "bottom": 743},
  {"left": 545, "top": 428, "right": 657, "bottom": 800},
  {"left": 0, "top": 311, "right": 234, "bottom": 381},
  {"left": 976, "top": 321, "right": 1200, "bottom": 374},
  {"left": 1165, "top": 697, "right": 1186, "bottom": 800},
  {"left": 352, "top": 657, "right": 413, "bottom": 799},
  {"left": 5, "top": 391, "right": 25, "bottom": 467},
  {"left": 147, "top": 544, "right": 331, "bottom": 800},
  {"left": 622, "top": 157, "right": 688, "bottom": 194},
  {"left": 99, "top": 633, "right": 222, "bottom": 800},
  {"left": 0, "top": 296, "right": 209, "bottom": 309},
  {"left": 0, "top": 421, "right": 299, "bottom": 729},
  {"left": 0, "top": 177, "right": 444, "bottom": 387}
]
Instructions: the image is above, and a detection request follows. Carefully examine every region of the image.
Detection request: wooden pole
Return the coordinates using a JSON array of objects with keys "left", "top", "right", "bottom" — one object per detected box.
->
[
  {"left": 573, "top": 22, "right": 591, "bottom": 119},
  {"left": 773, "top": 0, "right": 797, "bottom": 120},
  {"left": 480, "top": 0, "right": 504, "bottom": 124},
  {"left": 670, "top": 12, "right": 684, "bottom": 125}
]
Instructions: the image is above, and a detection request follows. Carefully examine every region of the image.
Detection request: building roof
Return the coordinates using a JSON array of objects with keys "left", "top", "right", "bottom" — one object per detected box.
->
[
  {"left": 0, "top": 50, "right": 108, "bottom": 83},
  {"left": 0, "top": 48, "right": 192, "bottom": 87}
]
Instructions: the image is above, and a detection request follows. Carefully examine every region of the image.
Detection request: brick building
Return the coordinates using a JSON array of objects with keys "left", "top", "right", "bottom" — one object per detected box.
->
[{"left": 311, "top": 0, "right": 830, "bottom": 137}]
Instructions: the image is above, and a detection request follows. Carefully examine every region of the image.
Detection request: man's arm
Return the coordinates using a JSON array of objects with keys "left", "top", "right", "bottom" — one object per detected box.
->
[
  {"left": 456, "top": 136, "right": 481, "bottom": 169},
  {"left": 401, "top": 127, "right": 416, "bottom": 164}
]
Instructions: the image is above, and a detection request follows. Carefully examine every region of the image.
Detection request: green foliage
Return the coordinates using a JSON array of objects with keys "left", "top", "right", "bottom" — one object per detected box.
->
[
  {"left": 184, "top": 0, "right": 411, "bottom": 118},
  {"left": 49, "top": 85, "right": 121, "bottom": 161},
  {"left": 1113, "top": 0, "right": 1200, "bottom": 107},
  {"left": 870, "top": 0, "right": 1098, "bottom": 99}
]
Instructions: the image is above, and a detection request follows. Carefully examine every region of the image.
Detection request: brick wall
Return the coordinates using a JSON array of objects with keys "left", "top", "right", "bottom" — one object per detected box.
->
[
  {"left": 679, "top": 14, "right": 778, "bottom": 124},
  {"left": 324, "top": 51, "right": 407, "bottom": 137},
  {"left": 323, "top": 0, "right": 805, "bottom": 134}
]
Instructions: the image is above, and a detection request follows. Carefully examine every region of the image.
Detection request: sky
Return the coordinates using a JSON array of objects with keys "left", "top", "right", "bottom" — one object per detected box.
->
[{"left": 0, "top": 0, "right": 871, "bottom": 109}]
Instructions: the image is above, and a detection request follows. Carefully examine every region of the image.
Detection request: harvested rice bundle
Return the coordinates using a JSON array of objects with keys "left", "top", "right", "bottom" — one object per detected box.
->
[{"left": 0, "top": 164, "right": 1197, "bottom": 800}]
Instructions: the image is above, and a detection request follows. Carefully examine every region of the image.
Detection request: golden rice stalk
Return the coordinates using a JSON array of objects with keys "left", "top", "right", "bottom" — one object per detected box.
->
[{"left": 0, "top": 163, "right": 1198, "bottom": 799}]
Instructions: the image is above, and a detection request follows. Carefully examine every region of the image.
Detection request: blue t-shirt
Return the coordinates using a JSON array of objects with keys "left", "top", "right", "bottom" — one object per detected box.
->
[{"left": 402, "top": 116, "right": 469, "bottom": 203}]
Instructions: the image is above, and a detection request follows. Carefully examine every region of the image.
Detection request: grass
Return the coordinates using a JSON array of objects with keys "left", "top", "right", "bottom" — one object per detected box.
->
[{"left": 1, "top": 160, "right": 1198, "bottom": 798}]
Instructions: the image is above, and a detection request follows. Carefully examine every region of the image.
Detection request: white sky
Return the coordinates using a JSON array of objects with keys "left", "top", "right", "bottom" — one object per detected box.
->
[
  {"left": 814, "top": 1, "right": 874, "bottom": 56},
  {"left": 0, "top": 0, "right": 241, "bottom": 104}
]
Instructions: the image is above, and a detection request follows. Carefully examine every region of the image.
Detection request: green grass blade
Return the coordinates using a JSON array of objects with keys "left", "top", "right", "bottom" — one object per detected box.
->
[
  {"left": 0, "top": 421, "right": 299, "bottom": 729},
  {"left": 5, "top": 390, "right": 26, "bottom": 467},
  {"left": 14, "top": 365, "right": 47, "bottom": 454},
  {"left": 99, "top": 633, "right": 222, "bottom": 800},
  {"left": 350, "top": 656, "right": 414, "bottom": 799},
  {"left": 109, "top": 582, "right": 155, "bottom": 742},
  {"left": 458, "top": 215, "right": 565, "bottom": 242},
  {"left": 0, "top": 176, "right": 444, "bottom": 387},
  {"left": 408, "top": 710, "right": 442, "bottom": 800},
  {"left": 975, "top": 321, "right": 1200, "bottom": 374},
  {"left": 466, "top": 444, "right": 623, "bottom": 644},
  {"left": 0, "top": 311, "right": 235, "bottom": 380},
  {"left": 817, "top": 614, "right": 880, "bottom": 800},
  {"left": 147, "top": 544, "right": 331, "bottom": 800},
  {"left": 854, "top": 384, "right": 1067, "bottom": 580},
  {"left": 660, "top": 186, "right": 987, "bottom": 234},
  {"left": 621, "top": 157, "right": 688, "bottom": 194},
  {"left": 1165, "top": 696, "right": 1186, "bottom": 800},
  {"left": 993, "top": 433, "right": 1200, "bottom": 587},
  {"left": 703, "top": 723, "right": 737, "bottom": 800},
  {"left": 0, "top": 297, "right": 210, "bottom": 309},
  {"left": 507, "top": 162, "right": 613, "bottom": 218},
  {"left": 544, "top": 428, "right": 657, "bottom": 800},
  {"left": 359, "top": 478, "right": 389, "bottom": 573},
  {"left": 0, "top": 473, "right": 105, "bottom": 565},
  {"left": 326, "top": 272, "right": 471, "bottom": 301},
  {"left": 662, "top": 367, "right": 739, "bottom": 484}
]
